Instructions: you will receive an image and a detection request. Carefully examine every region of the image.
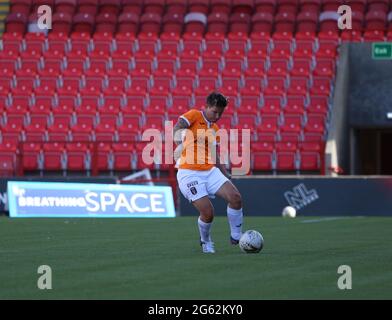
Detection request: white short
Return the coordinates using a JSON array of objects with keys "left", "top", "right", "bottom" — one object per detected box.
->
[{"left": 177, "top": 167, "right": 230, "bottom": 203}]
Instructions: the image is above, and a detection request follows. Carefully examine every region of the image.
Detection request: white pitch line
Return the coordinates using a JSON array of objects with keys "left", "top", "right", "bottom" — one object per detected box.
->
[{"left": 300, "top": 217, "right": 353, "bottom": 223}]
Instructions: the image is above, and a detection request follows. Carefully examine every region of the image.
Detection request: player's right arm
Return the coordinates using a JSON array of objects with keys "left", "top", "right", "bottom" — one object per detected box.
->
[
  {"left": 173, "top": 117, "right": 190, "bottom": 162},
  {"left": 173, "top": 117, "right": 189, "bottom": 145}
]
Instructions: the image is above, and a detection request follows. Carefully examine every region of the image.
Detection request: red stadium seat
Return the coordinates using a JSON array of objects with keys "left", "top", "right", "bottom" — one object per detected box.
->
[
  {"left": 299, "top": 152, "right": 321, "bottom": 171},
  {"left": 93, "top": 141, "right": 112, "bottom": 171},
  {"left": 153, "top": 59, "right": 178, "bottom": 77},
  {"left": 299, "top": 0, "right": 322, "bottom": 14},
  {"left": 195, "top": 76, "right": 219, "bottom": 95},
  {"left": 228, "top": 13, "right": 251, "bottom": 40},
  {"left": 95, "top": 13, "right": 117, "bottom": 36},
  {"left": 210, "top": 0, "right": 232, "bottom": 15},
  {"left": 290, "top": 59, "right": 312, "bottom": 77},
  {"left": 250, "top": 12, "right": 274, "bottom": 40},
  {"left": 299, "top": 141, "right": 323, "bottom": 152},
  {"left": 188, "top": 0, "right": 210, "bottom": 14},
  {"left": 222, "top": 59, "right": 244, "bottom": 77},
  {"left": 42, "top": 142, "right": 65, "bottom": 170},
  {"left": 252, "top": 141, "right": 275, "bottom": 152},
  {"left": 273, "top": 12, "right": 296, "bottom": 40},
  {"left": 172, "top": 77, "right": 196, "bottom": 96},
  {"left": 143, "top": 115, "right": 165, "bottom": 131},
  {"left": 72, "top": 13, "right": 95, "bottom": 35},
  {"left": 23, "top": 122, "right": 47, "bottom": 142},
  {"left": 252, "top": 151, "right": 274, "bottom": 171},
  {"left": 77, "top": 0, "right": 98, "bottom": 14},
  {"left": 161, "top": 13, "right": 184, "bottom": 40},
  {"left": 241, "top": 77, "right": 263, "bottom": 97},
  {"left": 264, "top": 77, "right": 287, "bottom": 95},
  {"left": 318, "top": 11, "right": 340, "bottom": 40},
  {"left": 122, "top": 96, "right": 145, "bottom": 115},
  {"left": 181, "top": 38, "right": 203, "bottom": 54},
  {"left": 65, "top": 142, "right": 91, "bottom": 171},
  {"left": 296, "top": 11, "right": 318, "bottom": 39},
  {"left": 198, "top": 58, "right": 222, "bottom": 77},
  {"left": 10, "top": 0, "right": 31, "bottom": 16},
  {"left": 122, "top": 0, "right": 143, "bottom": 15},
  {"left": 322, "top": 0, "right": 343, "bottom": 11},
  {"left": 277, "top": 0, "right": 299, "bottom": 14},
  {"left": 261, "top": 95, "right": 283, "bottom": 115},
  {"left": 112, "top": 142, "right": 135, "bottom": 170},
  {"left": 255, "top": 0, "right": 276, "bottom": 14},
  {"left": 258, "top": 114, "right": 280, "bottom": 133},
  {"left": 139, "top": 13, "right": 161, "bottom": 40},
  {"left": 145, "top": 95, "right": 169, "bottom": 115},
  {"left": 310, "top": 77, "right": 331, "bottom": 96},
  {"left": 55, "top": 0, "right": 77, "bottom": 15},
  {"left": 287, "top": 77, "right": 309, "bottom": 97},
  {"left": 5, "top": 13, "right": 27, "bottom": 35},
  {"left": 117, "top": 13, "right": 139, "bottom": 39},
  {"left": 293, "top": 40, "right": 315, "bottom": 59},
  {"left": 168, "top": 97, "right": 191, "bottom": 115},
  {"left": 304, "top": 114, "right": 326, "bottom": 134},
  {"left": 232, "top": 0, "right": 254, "bottom": 15},
  {"left": 276, "top": 151, "right": 298, "bottom": 171},
  {"left": 183, "top": 12, "right": 207, "bottom": 40},
  {"left": 245, "top": 58, "right": 267, "bottom": 76},
  {"left": 99, "top": 0, "right": 121, "bottom": 15},
  {"left": 117, "top": 118, "right": 140, "bottom": 142},
  {"left": 47, "top": 122, "right": 70, "bottom": 142},
  {"left": 205, "top": 12, "right": 229, "bottom": 40},
  {"left": 166, "top": 0, "right": 187, "bottom": 14},
  {"left": 268, "top": 59, "right": 289, "bottom": 77},
  {"left": 51, "top": 13, "right": 73, "bottom": 36},
  {"left": 22, "top": 142, "right": 42, "bottom": 171}
]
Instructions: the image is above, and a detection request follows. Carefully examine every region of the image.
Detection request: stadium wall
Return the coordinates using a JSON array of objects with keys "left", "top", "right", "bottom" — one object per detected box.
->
[
  {"left": 179, "top": 176, "right": 392, "bottom": 217},
  {"left": 2, "top": 177, "right": 392, "bottom": 217},
  {"left": 325, "top": 43, "right": 351, "bottom": 176}
]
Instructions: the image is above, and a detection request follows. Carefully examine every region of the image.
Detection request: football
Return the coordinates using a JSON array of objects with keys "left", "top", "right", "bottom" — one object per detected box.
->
[
  {"left": 239, "top": 230, "right": 264, "bottom": 253},
  {"left": 282, "top": 206, "right": 297, "bottom": 218}
]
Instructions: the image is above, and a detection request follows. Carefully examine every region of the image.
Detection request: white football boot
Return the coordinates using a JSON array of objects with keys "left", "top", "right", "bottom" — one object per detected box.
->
[{"left": 201, "top": 241, "right": 215, "bottom": 253}]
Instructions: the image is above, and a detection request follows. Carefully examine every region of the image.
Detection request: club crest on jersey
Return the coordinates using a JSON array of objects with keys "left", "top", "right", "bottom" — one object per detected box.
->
[{"left": 190, "top": 187, "right": 198, "bottom": 195}]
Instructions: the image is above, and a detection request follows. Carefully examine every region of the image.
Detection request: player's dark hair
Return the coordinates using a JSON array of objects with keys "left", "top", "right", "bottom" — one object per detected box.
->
[{"left": 206, "top": 92, "right": 229, "bottom": 108}]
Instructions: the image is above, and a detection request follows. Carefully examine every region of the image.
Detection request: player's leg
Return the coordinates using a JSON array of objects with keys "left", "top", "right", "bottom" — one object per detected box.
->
[
  {"left": 191, "top": 196, "right": 215, "bottom": 252},
  {"left": 177, "top": 169, "right": 215, "bottom": 253},
  {"left": 206, "top": 168, "right": 244, "bottom": 244},
  {"left": 215, "top": 180, "right": 243, "bottom": 244}
]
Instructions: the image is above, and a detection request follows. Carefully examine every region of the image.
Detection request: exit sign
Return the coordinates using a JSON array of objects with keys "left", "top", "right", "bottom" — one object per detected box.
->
[{"left": 372, "top": 43, "right": 392, "bottom": 59}]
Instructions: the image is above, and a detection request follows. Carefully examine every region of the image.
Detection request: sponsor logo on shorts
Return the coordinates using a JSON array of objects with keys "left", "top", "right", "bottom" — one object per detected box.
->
[{"left": 187, "top": 181, "right": 198, "bottom": 188}]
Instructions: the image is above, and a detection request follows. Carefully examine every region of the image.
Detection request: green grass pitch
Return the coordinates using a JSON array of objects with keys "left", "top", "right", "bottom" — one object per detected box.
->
[{"left": 0, "top": 216, "right": 391, "bottom": 299}]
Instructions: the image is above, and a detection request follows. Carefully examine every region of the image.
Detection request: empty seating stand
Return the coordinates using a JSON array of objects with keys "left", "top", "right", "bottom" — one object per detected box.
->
[{"left": 3, "top": 0, "right": 379, "bottom": 175}]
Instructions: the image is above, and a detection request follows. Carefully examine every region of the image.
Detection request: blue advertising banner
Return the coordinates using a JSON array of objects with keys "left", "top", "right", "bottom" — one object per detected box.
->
[{"left": 7, "top": 181, "right": 176, "bottom": 218}]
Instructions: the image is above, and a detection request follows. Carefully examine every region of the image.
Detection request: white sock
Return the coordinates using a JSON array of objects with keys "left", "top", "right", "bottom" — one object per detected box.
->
[
  {"left": 227, "top": 206, "right": 243, "bottom": 240},
  {"left": 198, "top": 217, "right": 212, "bottom": 243}
]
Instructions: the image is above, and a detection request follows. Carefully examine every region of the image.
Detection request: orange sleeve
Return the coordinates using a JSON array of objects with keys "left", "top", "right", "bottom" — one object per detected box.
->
[{"left": 180, "top": 109, "right": 199, "bottom": 126}]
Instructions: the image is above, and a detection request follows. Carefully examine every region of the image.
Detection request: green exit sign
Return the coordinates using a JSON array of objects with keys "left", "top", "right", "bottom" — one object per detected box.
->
[{"left": 372, "top": 43, "right": 392, "bottom": 59}]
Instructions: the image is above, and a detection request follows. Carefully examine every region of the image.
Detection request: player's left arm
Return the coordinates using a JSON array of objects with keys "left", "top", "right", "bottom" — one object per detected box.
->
[
  {"left": 213, "top": 125, "right": 231, "bottom": 179},
  {"left": 216, "top": 153, "right": 231, "bottom": 180}
]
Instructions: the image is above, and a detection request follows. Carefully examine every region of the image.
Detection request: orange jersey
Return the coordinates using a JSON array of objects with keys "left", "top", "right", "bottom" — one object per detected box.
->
[{"left": 177, "top": 109, "right": 219, "bottom": 171}]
